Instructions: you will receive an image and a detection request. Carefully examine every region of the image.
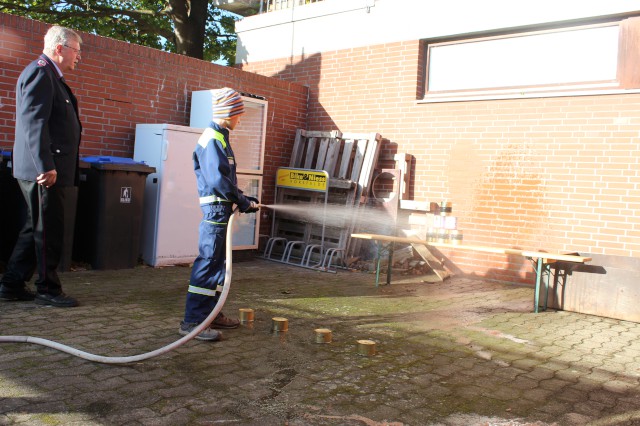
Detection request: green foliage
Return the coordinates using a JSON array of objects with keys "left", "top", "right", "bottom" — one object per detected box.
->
[{"left": 0, "top": 0, "right": 238, "bottom": 64}]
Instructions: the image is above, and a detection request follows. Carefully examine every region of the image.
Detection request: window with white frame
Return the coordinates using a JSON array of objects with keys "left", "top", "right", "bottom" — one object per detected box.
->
[{"left": 422, "top": 18, "right": 640, "bottom": 102}]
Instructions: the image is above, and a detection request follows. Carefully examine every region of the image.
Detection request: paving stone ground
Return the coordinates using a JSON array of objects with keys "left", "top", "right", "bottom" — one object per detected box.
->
[{"left": 1, "top": 259, "right": 640, "bottom": 426}]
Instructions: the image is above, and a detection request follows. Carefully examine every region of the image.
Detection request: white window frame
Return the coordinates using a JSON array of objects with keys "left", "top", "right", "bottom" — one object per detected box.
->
[{"left": 420, "top": 20, "right": 640, "bottom": 103}]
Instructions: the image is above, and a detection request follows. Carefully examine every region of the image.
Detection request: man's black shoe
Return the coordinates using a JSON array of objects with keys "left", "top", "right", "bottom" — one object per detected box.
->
[
  {"left": 0, "top": 285, "right": 36, "bottom": 301},
  {"left": 34, "top": 292, "right": 78, "bottom": 308}
]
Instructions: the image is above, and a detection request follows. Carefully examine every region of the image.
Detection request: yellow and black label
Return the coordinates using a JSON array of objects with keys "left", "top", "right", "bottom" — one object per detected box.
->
[{"left": 276, "top": 168, "right": 328, "bottom": 191}]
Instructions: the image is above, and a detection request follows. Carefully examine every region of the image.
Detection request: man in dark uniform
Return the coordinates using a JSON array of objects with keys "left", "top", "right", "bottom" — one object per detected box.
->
[{"left": 0, "top": 25, "right": 83, "bottom": 307}]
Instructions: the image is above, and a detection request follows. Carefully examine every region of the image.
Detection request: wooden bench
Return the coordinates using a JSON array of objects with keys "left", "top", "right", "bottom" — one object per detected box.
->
[{"left": 351, "top": 233, "right": 592, "bottom": 313}]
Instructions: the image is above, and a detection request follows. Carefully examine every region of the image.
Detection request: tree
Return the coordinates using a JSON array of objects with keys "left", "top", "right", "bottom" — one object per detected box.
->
[{"left": 0, "top": 0, "right": 238, "bottom": 64}]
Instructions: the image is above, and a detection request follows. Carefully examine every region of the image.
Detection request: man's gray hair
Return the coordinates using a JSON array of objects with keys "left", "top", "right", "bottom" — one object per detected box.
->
[{"left": 43, "top": 25, "right": 82, "bottom": 54}]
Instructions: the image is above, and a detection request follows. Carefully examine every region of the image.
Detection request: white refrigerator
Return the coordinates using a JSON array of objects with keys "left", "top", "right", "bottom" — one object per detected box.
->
[{"left": 133, "top": 124, "right": 262, "bottom": 267}]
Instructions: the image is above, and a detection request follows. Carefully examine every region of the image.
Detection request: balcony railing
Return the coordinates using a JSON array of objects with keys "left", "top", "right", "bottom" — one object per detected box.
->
[{"left": 259, "top": 0, "right": 324, "bottom": 14}]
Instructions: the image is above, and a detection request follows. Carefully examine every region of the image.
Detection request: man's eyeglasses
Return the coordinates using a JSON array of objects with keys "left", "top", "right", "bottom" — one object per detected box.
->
[{"left": 63, "top": 44, "right": 82, "bottom": 55}]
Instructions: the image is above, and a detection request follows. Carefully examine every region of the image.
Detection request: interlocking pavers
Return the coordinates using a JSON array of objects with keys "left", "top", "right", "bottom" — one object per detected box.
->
[{"left": 1, "top": 260, "right": 640, "bottom": 425}]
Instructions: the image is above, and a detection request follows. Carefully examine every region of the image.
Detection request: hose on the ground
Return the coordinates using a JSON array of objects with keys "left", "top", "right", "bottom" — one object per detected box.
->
[{"left": 0, "top": 209, "right": 239, "bottom": 364}]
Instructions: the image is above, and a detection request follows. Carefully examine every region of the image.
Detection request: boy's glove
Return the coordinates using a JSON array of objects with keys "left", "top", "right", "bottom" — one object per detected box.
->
[{"left": 242, "top": 196, "right": 260, "bottom": 213}]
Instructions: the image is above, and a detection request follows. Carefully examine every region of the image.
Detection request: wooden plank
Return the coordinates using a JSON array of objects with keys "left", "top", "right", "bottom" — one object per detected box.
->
[
  {"left": 411, "top": 243, "right": 450, "bottom": 281},
  {"left": 342, "top": 133, "right": 381, "bottom": 259},
  {"left": 304, "top": 130, "right": 341, "bottom": 138},
  {"left": 337, "top": 140, "right": 354, "bottom": 179},
  {"left": 349, "top": 139, "right": 367, "bottom": 184},
  {"left": 328, "top": 178, "right": 354, "bottom": 189},
  {"left": 290, "top": 130, "right": 343, "bottom": 170},
  {"left": 351, "top": 233, "right": 592, "bottom": 263},
  {"left": 316, "top": 137, "right": 329, "bottom": 169},
  {"left": 289, "top": 129, "right": 306, "bottom": 168},
  {"left": 357, "top": 133, "right": 381, "bottom": 199},
  {"left": 303, "top": 137, "right": 317, "bottom": 169},
  {"left": 323, "top": 138, "right": 342, "bottom": 177},
  {"left": 402, "top": 229, "right": 449, "bottom": 281},
  {"left": 394, "top": 153, "right": 411, "bottom": 200},
  {"left": 344, "top": 135, "right": 381, "bottom": 258},
  {"left": 340, "top": 182, "right": 359, "bottom": 249}
]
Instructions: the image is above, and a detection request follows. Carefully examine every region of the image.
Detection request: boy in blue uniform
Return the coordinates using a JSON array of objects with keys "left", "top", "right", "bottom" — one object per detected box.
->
[{"left": 179, "top": 88, "right": 259, "bottom": 341}]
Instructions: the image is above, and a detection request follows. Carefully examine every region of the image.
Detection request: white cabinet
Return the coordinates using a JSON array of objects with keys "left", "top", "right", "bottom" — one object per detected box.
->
[{"left": 133, "top": 123, "right": 263, "bottom": 267}]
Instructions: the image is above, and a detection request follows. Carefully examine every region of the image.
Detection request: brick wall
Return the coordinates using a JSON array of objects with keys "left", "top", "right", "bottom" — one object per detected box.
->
[
  {"left": 0, "top": 13, "right": 309, "bottom": 235},
  {"left": 240, "top": 40, "right": 640, "bottom": 284}
]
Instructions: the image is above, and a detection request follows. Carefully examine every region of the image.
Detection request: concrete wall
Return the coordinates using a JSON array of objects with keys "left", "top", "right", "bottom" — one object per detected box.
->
[
  {"left": 236, "top": 1, "right": 640, "bottom": 293},
  {"left": 0, "top": 13, "right": 309, "bottom": 236},
  {"left": 235, "top": 0, "right": 640, "bottom": 64}
]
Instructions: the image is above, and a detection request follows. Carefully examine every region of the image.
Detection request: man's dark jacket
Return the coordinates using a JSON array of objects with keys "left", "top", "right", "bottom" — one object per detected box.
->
[{"left": 12, "top": 54, "right": 81, "bottom": 187}]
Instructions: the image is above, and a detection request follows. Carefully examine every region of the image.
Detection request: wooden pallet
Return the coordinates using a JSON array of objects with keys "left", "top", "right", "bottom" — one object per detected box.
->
[
  {"left": 266, "top": 129, "right": 381, "bottom": 269},
  {"left": 290, "top": 130, "right": 381, "bottom": 194}
]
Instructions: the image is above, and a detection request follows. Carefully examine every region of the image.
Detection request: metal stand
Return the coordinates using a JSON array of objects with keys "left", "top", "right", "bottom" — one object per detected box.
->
[
  {"left": 263, "top": 168, "right": 341, "bottom": 271},
  {"left": 528, "top": 257, "right": 552, "bottom": 313}
]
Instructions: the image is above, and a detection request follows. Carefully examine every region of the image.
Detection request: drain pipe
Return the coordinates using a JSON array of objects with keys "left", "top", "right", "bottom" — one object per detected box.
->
[{"left": 0, "top": 209, "right": 240, "bottom": 364}]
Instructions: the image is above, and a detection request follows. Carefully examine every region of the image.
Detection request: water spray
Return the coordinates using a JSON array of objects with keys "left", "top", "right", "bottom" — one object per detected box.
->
[
  {"left": 261, "top": 202, "right": 397, "bottom": 234},
  {"left": 0, "top": 209, "right": 241, "bottom": 364}
]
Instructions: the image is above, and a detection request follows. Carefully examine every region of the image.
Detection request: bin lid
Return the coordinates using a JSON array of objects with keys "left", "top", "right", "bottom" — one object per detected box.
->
[
  {"left": 1, "top": 150, "right": 11, "bottom": 160},
  {"left": 81, "top": 156, "right": 156, "bottom": 173}
]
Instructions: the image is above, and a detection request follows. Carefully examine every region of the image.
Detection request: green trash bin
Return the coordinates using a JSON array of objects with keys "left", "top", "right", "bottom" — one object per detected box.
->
[{"left": 74, "top": 156, "right": 155, "bottom": 270}]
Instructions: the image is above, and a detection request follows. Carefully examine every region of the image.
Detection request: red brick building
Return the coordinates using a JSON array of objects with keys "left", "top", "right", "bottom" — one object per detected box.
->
[{"left": 232, "top": 0, "right": 640, "bottom": 320}]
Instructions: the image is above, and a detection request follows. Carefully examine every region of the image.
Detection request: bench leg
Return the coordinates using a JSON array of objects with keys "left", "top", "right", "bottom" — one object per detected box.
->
[
  {"left": 543, "top": 263, "right": 551, "bottom": 311},
  {"left": 533, "top": 258, "right": 553, "bottom": 313},
  {"left": 534, "top": 258, "right": 542, "bottom": 313},
  {"left": 375, "top": 241, "right": 382, "bottom": 287},
  {"left": 386, "top": 242, "right": 394, "bottom": 285},
  {"left": 374, "top": 241, "right": 393, "bottom": 287}
]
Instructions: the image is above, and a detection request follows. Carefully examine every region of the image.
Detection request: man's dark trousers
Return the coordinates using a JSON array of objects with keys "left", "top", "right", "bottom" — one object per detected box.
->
[{"left": 1, "top": 180, "right": 65, "bottom": 295}]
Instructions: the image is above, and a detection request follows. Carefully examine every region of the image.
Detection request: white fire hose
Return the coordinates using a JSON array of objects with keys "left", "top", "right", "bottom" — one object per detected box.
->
[{"left": 0, "top": 209, "right": 240, "bottom": 364}]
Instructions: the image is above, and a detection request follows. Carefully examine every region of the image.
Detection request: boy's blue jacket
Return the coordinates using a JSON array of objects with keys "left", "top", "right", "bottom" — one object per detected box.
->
[{"left": 193, "top": 121, "right": 251, "bottom": 215}]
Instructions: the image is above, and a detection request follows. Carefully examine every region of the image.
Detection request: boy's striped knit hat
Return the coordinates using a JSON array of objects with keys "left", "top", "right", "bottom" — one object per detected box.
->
[{"left": 211, "top": 88, "right": 244, "bottom": 119}]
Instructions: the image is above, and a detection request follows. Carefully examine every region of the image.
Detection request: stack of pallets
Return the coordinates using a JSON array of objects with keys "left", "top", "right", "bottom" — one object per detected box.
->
[{"left": 264, "top": 129, "right": 381, "bottom": 271}]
